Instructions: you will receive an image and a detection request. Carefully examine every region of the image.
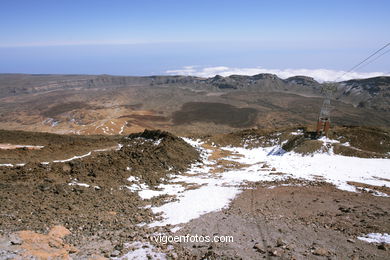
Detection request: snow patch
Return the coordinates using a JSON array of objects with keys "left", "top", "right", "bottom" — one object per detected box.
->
[
  {"left": 150, "top": 183, "right": 239, "bottom": 227},
  {"left": 127, "top": 174, "right": 186, "bottom": 199},
  {"left": 127, "top": 176, "right": 139, "bottom": 182},
  {"left": 0, "top": 163, "right": 14, "bottom": 167},
  {"left": 126, "top": 183, "right": 149, "bottom": 192},
  {"left": 0, "top": 144, "right": 44, "bottom": 150},
  {"left": 318, "top": 136, "right": 340, "bottom": 144},
  {"left": 0, "top": 163, "right": 26, "bottom": 167},
  {"left": 290, "top": 130, "right": 304, "bottom": 136},
  {"left": 355, "top": 186, "right": 389, "bottom": 197},
  {"left": 358, "top": 233, "right": 390, "bottom": 244},
  {"left": 139, "top": 184, "right": 185, "bottom": 200},
  {"left": 68, "top": 180, "right": 90, "bottom": 188},
  {"left": 154, "top": 139, "right": 162, "bottom": 146},
  {"left": 114, "top": 241, "right": 167, "bottom": 260},
  {"left": 119, "top": 122, "right": 127, "bottom": 134},
  {"left": 170, "top": 226, "right": 181, "bottom": 233},
  {"left": 53, "top": 152, "right": 92, "bottom": 163}
]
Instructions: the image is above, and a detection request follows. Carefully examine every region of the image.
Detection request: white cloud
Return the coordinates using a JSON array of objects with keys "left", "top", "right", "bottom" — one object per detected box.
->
[{"left": 166, "top": 66, "right": 389, "bottom": 82}]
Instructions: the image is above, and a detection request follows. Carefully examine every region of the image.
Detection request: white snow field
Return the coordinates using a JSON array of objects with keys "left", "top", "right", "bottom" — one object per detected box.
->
[
  {"left": 358, "top": 233, "right": 390, "bottom": 244},
  {"left": 127, "top": 138, "right": 390, "bottom": 228}
]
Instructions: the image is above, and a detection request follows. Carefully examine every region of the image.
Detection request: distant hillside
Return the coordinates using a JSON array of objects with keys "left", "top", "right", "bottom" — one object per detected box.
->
[
  {"left": 0, "top": 73, "right": 389, "bottom": 135},
  {"left": 336, "top": 77, "right": 390, "bottom": 111},
  {"left": 1, "top": 73, "right": 388, "bottom": 111}
]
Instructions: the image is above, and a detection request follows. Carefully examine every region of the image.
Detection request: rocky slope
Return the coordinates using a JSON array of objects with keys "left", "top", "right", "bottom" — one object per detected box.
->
[
  {"left": 336, "top": 76, "right": 390, "bottom": 111},
  {"left": 0, "top": 130, "right": 200, "bottom": 258}
]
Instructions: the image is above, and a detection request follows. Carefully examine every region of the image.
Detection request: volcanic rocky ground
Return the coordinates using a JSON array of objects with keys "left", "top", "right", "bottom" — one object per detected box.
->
[{"left": 0, "top": 126, "right": 389, "bottom": 259}]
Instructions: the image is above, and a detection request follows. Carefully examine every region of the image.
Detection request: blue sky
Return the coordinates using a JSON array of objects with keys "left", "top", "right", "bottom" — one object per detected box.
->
[{"left": 0, "top": 0, "right": 389, "bottom": 77}]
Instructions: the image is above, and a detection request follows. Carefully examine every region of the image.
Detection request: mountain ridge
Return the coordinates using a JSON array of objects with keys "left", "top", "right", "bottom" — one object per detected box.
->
[
  {"left": 0, "top": 73, "right": 389, "bottom": 135},
  {"left": 1, "top": 73, "right": 388, "bottom": 110}
]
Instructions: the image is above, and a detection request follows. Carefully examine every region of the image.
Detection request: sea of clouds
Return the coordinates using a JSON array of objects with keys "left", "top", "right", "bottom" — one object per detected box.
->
[{"left": 166, "top": 66, "right": 389, "bottom": 82}]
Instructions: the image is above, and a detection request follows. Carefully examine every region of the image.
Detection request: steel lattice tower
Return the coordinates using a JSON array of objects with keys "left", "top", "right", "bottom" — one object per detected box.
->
[{"left": 316, "top": 83, "right": 337, "bottom": 137}]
